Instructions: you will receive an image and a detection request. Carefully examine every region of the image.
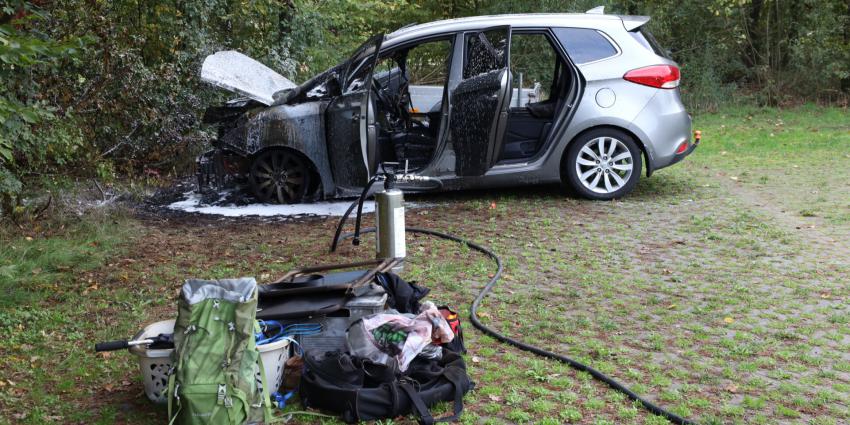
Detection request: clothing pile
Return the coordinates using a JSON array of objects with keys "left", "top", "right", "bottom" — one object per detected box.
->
[{"left": 298, "top": 272, "right": 474, "bottom": 424}]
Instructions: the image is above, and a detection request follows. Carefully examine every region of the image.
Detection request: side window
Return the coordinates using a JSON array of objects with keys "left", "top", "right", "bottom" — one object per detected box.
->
[
  {"left": 404, "top": 39, "right": 452, "bottom": 112},
  {"left": 345, "top": 57, "right": 375, "bottom": 92},
  {"left": 553, "top": 27, "right": 618, "bottom": 64},
  {"left": 373, "top": 38, "right": 452, "bottom": 113},
  {"left": 629, "top": 28, "right": 670, "bottom": 59},
  {"left": 343, "top": 35, "right": 382, "bottom": 93},
  {"left": 464, "top": 28, "right": 509, "bottom": 78},
  {"left": 510, "top": 33, "right": 560, "bottom": 105}
]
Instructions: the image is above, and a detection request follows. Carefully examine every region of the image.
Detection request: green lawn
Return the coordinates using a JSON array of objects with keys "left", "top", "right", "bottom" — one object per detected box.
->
[{"left": 0, "top": 105, "right": 848, "bottom": 424}]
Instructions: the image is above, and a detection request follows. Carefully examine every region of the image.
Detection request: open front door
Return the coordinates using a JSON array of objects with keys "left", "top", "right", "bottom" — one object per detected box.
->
[
  {"left": 326, "top": 34, "right": 383, "bottom": 190},
  {"left": 449, "top": 26, "right": 511, "bottom": 176}
]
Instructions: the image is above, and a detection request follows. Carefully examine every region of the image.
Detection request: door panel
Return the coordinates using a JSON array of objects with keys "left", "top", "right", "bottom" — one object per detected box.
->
[
  {"left": 325, "top": 34, "right": 383, "bottom": 190},
  {"left": 449, "top": 26, "right": 511, "bottom": 176}
]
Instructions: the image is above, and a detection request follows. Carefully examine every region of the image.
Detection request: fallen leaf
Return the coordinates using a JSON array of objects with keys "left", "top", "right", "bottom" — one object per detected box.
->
[
  {"left": 730, "top": 176, "right": 738, "bottom": 181},
  {"left": 725, "top": 384, "right": 738, "bottom": 393},
  {"left": 488, "top": 395, "right": 502, "bottom": 402},
  {"left": 471, "top": 356, "right": 481, "bottom": 363},
  {"left": 723, "top": 317, "right": 734, "bottom": 324}
]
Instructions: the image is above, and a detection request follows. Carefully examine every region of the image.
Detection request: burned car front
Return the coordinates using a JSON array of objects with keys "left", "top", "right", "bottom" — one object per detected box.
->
[{"left": 197, "top": 52, "right": 344, "bottom": 203}]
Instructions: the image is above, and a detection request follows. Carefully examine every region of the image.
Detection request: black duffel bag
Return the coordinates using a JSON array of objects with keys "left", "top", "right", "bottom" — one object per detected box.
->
[{"left": 300, "top": 350, "right": 474, "bottom": 424}]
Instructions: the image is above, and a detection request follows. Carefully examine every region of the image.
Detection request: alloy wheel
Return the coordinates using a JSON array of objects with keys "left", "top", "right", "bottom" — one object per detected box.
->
[
  {"left": 574, "top": 136, "right": 634, "bottom": 194},
  {"left": 250, "top": 150, "right": 310, "bottom": 204}
]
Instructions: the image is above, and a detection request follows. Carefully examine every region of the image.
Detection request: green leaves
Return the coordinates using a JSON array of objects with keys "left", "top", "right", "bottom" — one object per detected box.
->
[
  {"left": 0, "top": 3, "right": 86, "bottom": 215},
  {"left": 0, "top": 165, "right": 22, "bottom": 195},
  {"left": 0, "top": 139, "right": 12, "bottom": 163}
]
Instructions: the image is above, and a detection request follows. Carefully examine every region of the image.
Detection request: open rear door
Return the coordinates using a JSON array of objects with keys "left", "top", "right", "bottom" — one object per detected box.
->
[
  {"left": 449, "top": 26, "right": 512, "bottom": 176},
  {"left": 326, "top": 34, "right": 383, "bottom": 190}
]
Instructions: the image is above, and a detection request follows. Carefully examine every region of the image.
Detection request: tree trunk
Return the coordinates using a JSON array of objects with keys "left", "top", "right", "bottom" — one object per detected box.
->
[
  {"left": 742, "top": 0, "right": 764, "bottom": 69},
  {"left": 843, "top": 0, "right": 850, "bottom": 92}
]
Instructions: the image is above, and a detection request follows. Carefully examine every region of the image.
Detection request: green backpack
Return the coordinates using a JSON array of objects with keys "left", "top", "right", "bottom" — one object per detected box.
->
[{"left": 167, "top": 278, "right": 275, "bottom": 424}]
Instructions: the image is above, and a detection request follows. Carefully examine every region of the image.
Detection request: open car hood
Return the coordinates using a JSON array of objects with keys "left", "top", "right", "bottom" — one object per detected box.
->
[{"left": 200, "top": 51, "right": 296, "bottom": 105}]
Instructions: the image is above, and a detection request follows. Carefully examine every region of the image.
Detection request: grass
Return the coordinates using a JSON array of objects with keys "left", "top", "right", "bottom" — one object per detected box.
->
[
  {"left": 689, "top": 105, "right": 850, "bottom": 227},
  {"left": 0, "top": 104, "right": 848, "bottom": 424}
]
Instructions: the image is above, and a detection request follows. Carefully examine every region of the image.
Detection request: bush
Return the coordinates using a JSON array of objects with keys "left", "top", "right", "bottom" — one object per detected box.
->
[{"left": 0, "top": 5, "right": 88, "bottom": 217}]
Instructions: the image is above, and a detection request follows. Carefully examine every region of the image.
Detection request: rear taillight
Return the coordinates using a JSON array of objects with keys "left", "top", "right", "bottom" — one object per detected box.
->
[{"left": 623, "top": 65, "right": 680, "bottom": 89}]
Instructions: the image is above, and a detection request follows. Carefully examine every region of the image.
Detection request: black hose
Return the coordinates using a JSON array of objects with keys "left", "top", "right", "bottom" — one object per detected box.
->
[
  {"left": 333, "top": 226, "right": 697, "bottom": 425},
  {"left": 352, "top": 175, "right": 383, "bottom": 246},
  {"left": 329, "top": 176, "right": 444, "bottom": 253},
  {"left": 330, "top": 198, "right": 361, "bottom": 253}
]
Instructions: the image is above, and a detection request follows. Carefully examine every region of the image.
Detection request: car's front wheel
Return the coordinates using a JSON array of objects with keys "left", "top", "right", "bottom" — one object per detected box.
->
[
  {"left": 563, "top": 129, "right": 642, "bottom": 200},
  {"left": 249, "top": 149, "right": 312, "bottom": 204}
]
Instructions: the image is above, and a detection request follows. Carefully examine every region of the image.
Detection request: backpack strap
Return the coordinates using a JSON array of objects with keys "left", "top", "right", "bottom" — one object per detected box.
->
[
  {"left": 166, "top": 374, "right": 179, "bottom": 425},
  {"left": 399, "top": 382, "right": 435, "bottom": 425},
  {"left": 437, "top": 367, "right": 465, "bottom": 423},
  {"left": 255, "top": 353, "right": 278, "bottom": 423},
  {"left": 398, "top": 362, "right": 468, "bottom": 425},
  {"left": 168, "top": 323, "right": 198, "bottom": 424}
]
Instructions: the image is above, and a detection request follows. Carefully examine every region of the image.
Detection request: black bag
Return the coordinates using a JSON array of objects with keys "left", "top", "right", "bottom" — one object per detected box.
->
[{"left": 300, "top": 350, "right": 474, "bottom": 424}]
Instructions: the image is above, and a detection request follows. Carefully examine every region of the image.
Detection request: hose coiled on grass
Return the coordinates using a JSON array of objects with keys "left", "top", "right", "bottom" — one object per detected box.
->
[{"left": 331, "top": 198, "right": 697, "bottom": 425}]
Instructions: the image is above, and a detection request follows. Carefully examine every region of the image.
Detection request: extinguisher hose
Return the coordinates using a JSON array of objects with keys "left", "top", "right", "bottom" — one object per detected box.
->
[{"left": 331, "top": 221, "right": 697, "bottom": 425}]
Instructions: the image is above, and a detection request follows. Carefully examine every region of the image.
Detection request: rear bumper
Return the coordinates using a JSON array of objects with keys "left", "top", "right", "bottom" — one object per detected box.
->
[
  {"left": 627, "top": 90, "right": 693, "bottom": 175},
  {"left": 665, "top": 134, "right": 700, "bottom": 167}
]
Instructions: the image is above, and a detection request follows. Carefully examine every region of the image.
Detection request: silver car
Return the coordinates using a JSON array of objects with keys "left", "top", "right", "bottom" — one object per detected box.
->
[{"left": 198, "top": 9, "right": 697, "bottom": 203}]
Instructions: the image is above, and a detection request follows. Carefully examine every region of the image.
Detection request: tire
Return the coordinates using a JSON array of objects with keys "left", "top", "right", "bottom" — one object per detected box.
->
[
  {"left": 248, "top": 149, "right": 312, "bottom": 204},
  {"left": 562, "top": 128, "right": 642, "bottom": 200}
]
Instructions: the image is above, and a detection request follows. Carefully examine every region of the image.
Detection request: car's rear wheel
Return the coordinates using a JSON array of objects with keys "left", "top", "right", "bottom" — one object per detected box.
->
[
  {"left": 563, "top": 129, "right": 642, "bottom": 200},
  {"left": 249, "top": 149, "right": 312, "bottom": 204}
]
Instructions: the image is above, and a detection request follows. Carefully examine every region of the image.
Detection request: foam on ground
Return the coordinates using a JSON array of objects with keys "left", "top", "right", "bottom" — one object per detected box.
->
[{"left": 167, "top": 191, "right": 374, "bottom": 217}]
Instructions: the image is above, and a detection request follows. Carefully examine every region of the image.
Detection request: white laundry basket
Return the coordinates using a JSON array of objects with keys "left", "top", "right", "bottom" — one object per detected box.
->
[{"left": 128, "top": 319, "right": 290, "bottom": 404}]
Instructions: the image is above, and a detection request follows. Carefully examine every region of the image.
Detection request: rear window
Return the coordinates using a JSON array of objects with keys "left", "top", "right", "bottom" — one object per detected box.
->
[
  {"left": 630, "top": 28, "right": 670, "bottom": 59},
  {"left": 553, "top": 27, "right": 618, "bottom": 64}
]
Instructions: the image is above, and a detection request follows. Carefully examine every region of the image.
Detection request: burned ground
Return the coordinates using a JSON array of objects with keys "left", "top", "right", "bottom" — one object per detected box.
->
[{"left": 0, "top": 106, "right": 848, "bottom": 424}]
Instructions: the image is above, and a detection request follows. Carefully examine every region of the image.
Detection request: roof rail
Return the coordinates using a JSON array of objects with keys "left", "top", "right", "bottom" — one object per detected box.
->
[
  {"left": 396, "top": 22, "right": 418, "bottom": 31},
  {"left": 586, "top": 6, "right": 605, "bottom": 14}
]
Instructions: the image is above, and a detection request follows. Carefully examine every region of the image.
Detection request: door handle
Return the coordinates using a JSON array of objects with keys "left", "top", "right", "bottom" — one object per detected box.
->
[{"left": 351, "top": 113, "right": 360, "bottom": 123}]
